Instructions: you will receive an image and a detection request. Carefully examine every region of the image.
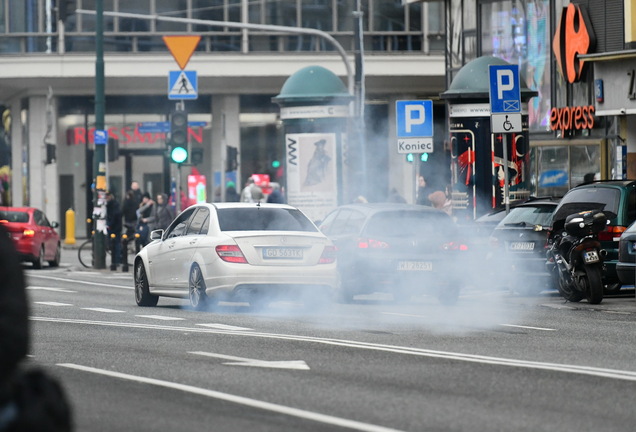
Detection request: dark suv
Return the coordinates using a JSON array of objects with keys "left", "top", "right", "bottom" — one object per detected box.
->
[{"left": 551, "top": 180, "right": 636, "bottom": 290}]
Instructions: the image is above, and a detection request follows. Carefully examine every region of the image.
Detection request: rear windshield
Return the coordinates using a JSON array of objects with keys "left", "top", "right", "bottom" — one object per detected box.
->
[
  {"left": 0, "top": 210, "right": 29, "bottom": 223},
  {"left": 217, "top": 208, "right": 318, "bottom": 232},
  {"left": 553, "top": 188, "right": 620, "bottom": 223},
  {"left": 499, "top": 205, "right": 555, "bottom": 228},
  {"left": 365, "top": 211, "right": 454, "bottom": 237}
]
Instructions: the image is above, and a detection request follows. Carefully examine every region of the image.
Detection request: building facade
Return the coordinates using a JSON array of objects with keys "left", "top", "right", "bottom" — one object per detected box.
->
[{"left": 0, "top": 0, "right": 447, "bottom": 237}]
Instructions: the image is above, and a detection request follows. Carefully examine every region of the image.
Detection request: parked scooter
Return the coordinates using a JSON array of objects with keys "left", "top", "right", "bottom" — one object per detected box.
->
[{"left": 546, "top": 210, "right": 609, "bottom": 304}]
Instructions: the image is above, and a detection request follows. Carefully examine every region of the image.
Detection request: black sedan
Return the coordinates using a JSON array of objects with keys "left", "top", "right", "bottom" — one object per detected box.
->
[
  {"left": 318, "top": 203, "right": 469, "bottom": 304},
  {"left": 617, "top": 221, "right": 636, "bottom": 286},
  {"left": 486, "top": 199, "right": 559, "bottom": 295}
]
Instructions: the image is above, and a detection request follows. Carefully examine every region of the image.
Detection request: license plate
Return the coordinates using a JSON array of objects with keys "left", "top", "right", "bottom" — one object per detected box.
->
[
  {"left": 262, "top": 247, "right": 303, "bottom": 259},
  {"left": 397, "top": 261, "right": 433, "bottom": 271},
  {"left": 583, "top": 250, "right": 600, "bottom": 263},
  {"left": 509, "top": 242, "right": 535, "bottom": 251}
]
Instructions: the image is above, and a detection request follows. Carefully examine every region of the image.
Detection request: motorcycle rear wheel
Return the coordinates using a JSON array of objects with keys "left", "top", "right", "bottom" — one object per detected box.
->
[
  {"left": 582, "top": 265, "right": 604, "bottom": 305},
  {"left": 556, "top": 273, "right": 584, "bottom": 303}
]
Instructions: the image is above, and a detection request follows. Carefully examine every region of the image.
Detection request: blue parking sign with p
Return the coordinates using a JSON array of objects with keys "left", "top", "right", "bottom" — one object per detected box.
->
[
  {"left": 489, "top": 65, "right": 521, "bottom": 114},
  {"left": 396, "top": 100, "right": 434, "bottom": 137}
]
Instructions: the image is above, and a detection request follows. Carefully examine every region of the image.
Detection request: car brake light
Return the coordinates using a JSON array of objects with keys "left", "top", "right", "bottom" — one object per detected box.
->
[
  {"left": 357, "top": 238, "right": 389, "bottom": 249},
  {"left": 598, "top": 225, "right": 626, "bottom": 242},
  {"left": 23, "top": 229, "right": 35, "bottom": 237},
  {"left": 442, "top": 241, "right": 469, "bottom": 251},
  {"left": 216, "top": 245, "right": 247, "bottom": 263},
  {"left": 319, "top": 245, "right": 337, "bottom": 264}
]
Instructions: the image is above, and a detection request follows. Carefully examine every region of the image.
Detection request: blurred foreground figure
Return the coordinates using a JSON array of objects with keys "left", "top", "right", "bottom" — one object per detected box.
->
[{"left": 0, "top": 224, "right": 73, "bottom": 432}]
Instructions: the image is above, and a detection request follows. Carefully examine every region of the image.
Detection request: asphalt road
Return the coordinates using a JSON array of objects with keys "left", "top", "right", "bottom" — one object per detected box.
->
[{"left": 20, "top": 245, "right": 636, "bottom": 432}]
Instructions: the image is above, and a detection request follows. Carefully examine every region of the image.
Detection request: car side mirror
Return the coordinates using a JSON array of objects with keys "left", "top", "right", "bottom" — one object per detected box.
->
[
  {"left": 150, "top": 229, "right": 163, "bottom": 241},
  {"left": 51, "top": 221, "right": 60, "bottom": 228}
]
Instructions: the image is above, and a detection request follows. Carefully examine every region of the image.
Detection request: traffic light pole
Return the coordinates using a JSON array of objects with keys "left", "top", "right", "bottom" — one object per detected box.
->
[{"left": 93, "top": 0, "right": 107, "bottom": 270}]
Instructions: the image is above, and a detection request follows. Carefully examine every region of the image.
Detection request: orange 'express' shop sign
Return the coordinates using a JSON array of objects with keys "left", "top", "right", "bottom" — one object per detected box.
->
[{"left": 550, "top": 105, "right": 595, "bottom": 136}]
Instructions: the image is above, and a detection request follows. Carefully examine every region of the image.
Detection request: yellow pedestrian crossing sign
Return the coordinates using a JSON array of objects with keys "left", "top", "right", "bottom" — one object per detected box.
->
[{"left": 168, "top": 70, "right": 198, "bottom": 100}]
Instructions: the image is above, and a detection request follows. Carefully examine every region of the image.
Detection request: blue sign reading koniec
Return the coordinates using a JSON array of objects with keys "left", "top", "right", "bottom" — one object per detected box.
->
[
  {"left": 489, "top": 65, "right": 521, "bottom": 114},
  {"left": 396, "top": 100, "right": 434, "bottom": 138}
]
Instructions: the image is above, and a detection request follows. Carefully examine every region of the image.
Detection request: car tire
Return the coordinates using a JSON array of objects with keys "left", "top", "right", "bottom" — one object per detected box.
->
[
  {"left": 438, "top": 284, "right": 460, "bottom": 306},
  {"left": 189, "top": 264, "right": 208, "bottom": 310},
  {"left": 32, "top": 246, "right": 45, "bottom": 269},
  {"left": 134, "top": 261, "right": 158, "bottom": 307},
  {"left": 48, "top": 244, "right": 61, "bottom": 267}
]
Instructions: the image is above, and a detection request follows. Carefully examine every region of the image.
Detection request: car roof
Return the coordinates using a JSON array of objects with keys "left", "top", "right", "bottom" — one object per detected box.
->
[
  {"left": 575, "top": 180, "right": 636, "bottom": 188},
  {"left": 0, "top": 206, "right": 36, "bottom": 212},
  {"left": 191, "top": 202, "right": 297, "bottom": 210},
  {"left": 332, "top": 203, "right": 447, "bottom": 215}
]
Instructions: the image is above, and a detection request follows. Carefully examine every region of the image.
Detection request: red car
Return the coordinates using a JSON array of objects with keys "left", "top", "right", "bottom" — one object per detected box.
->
[{"left": 0, "top": 206, "right": 61, "bottom": 268}]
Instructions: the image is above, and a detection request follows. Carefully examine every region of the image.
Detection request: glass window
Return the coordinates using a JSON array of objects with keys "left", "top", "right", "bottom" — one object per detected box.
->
[
  {"left": 156, "top": 0, "right": 188, "bottom": 32},
  {"left": 498, "top": 205, "right": 555, "bottom": 227},
  {"left": 0, "top": 210, "right": 29, "bottom": 223},
  {"left": 480, "top": 0, "right": 551, "bottom": 132},
  {"left": 364, "top": 210, "right": 453, "bottom": 238},
  {"left": 217, "top": 208, "right": 318, "bottom": 232},
  {"left": 165, "top": 208, "right": 196, "bottom": 238},
  {"left": 187, "top": 207, "right": 210, "bottom": 235}
]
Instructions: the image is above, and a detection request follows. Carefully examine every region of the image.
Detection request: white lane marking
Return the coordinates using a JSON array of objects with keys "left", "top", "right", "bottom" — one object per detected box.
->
[
  {"left": 382, "top": 312, "right": 556, "bottom": 331},
  {"left": 190, "top": 351, "right": 310, "bottom": 370},
  {"left": 196, "top": 323, "right": 253, "bottom": 331},
  {"left": 542, "top": 303, "right": 575, "bottom": 310},
  {"left": 57, "top": 363, "right": 400, "bottom": 432},
  {"left": 34, "top": 302, "right": 73, "bottom": 306},
  {"left": 34, "top": 316, "right": 636, "bottom": 382},
  {"left": 25, "top": 274, "right": 133, "bottom": 290},
  {"left": 499, "top": 324, "right": 556, "bottom": 331},
  {"left": 27, "top": 286, "right": 77, "bottom": 293},
  {"left": 82, "top": 308, "right": 126, "bottom": 313},
  {"left": 136, "top": 315, "right": 185, "bottom": 321}
]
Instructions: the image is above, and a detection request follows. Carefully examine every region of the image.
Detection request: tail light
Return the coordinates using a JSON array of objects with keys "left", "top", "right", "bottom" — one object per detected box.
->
[
  {"left": 216, "top": 245, "right": 247, "bottom": 263},
  {"left": 598, "top": 225, "right": 626, "bottom": 242},
  {"left": 442, "top": 241, "right": 469, "bottom": 251},
  {"left": 357, "top": 238, "right": 389, "bottom": 249},
  {"left": 319, "top": 245, "right": 337, "bottom": 264},
  {"left": 23, "top": 229, "right": 35, "bottom": 237}
]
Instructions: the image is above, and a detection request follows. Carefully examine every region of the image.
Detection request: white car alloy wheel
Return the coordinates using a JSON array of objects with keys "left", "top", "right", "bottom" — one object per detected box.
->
[{"left": 189, "top": 264, "right": 208, "bottom": 310}]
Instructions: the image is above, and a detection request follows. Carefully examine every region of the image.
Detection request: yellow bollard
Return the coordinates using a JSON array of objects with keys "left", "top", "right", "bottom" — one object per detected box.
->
[{"left": 64, "top": 208, "right": 76, "bottom": 245}]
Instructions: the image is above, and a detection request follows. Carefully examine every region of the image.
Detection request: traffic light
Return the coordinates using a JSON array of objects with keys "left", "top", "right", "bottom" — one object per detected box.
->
[
  {"left": 406, "top": 153, "right": 429, "bottom": 162},
  {"left": 169, "top": 110, "right": 188, "bottom": 164},
  {"left": 190, "top": 147, "right": 204, "bottom": 165},
  {"left": 107, "top": 138, "right": 119, "bottom": 162},
  {"left": 226, "top": 146, "right": 238, "bottom": 172}
]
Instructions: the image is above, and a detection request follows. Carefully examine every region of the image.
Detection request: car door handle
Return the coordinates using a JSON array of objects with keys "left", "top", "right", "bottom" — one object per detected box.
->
[{"left": 189, "top": 240, "right": 197, "bottom": 245}]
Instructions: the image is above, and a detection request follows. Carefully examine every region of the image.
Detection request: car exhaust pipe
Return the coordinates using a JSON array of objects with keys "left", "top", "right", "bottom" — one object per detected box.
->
[{"left": 599, "top": 249, "right": 608, "bottom": 258}]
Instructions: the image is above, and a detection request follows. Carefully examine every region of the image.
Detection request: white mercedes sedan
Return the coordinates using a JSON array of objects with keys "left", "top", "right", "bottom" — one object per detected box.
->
[{"left": 133, "top": 202, "right": 338, "bottom": 310}]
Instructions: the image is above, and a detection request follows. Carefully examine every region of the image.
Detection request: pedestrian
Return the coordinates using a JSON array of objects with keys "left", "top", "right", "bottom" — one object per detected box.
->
[
  {"left": 416, "top": 175, "right": 433, "bottom": 206},
  {"left": 240, "top": 177, "right": 263, "bottom": 203},
  {"left": 136, "top": 192, "right": 154, "bottom": 248},
  {"left": 0, "top": 224, "right": 29, "bottom": 423},
  {"left": 266, "top": 183, "right": 285, "bottom": 204},
  {"left": 122, "top": 189, "right": 138, "bottom": 240},
  {"left": 0, "top": 224, "right": 73, "bottom": 432},
  {"left": 388, "top": 187, "right": 406, "bottom": 203},
  {"left": 225, "top": 181, "right": 240, "bottom": 202},
  {"left": 130, "top": 180, "right": 143, "bottom": 207},
  {"left": 428, "top": 190, "right": 452, "bottom": 216},
  {"left": 145, "top": 193, "right": 175, "bottom": 232},
  {"left": 105, "top": 191, "right": 123, "bottom": 269}
]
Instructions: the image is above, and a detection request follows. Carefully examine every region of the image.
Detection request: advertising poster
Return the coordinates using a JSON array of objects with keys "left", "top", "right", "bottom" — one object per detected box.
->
[{"left": 285, "top": 133, "right": 338, "bottom": 222}]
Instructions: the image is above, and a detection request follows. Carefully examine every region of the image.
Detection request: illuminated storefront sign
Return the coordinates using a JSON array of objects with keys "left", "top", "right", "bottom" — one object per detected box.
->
[
  {"left": 552, "top": 3, "right": 595, "bottom": 84},
  {"left": 549, "top": 105, "right": 595, "bottom": 136},
  {"left": 66, "top": 125, "right": 204, "bottom": 147}
]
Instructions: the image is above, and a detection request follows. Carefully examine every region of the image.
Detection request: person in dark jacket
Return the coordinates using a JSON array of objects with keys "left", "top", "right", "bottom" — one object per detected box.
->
[
  {"left": 144, "top": 193, "right": 175, "bottom": 232},
  {"left": 121, "top": 190, "right": 139, "bottom": 239},
  {"left": 136, "top": 192, "right": 154, "bottom": 248},
  {"left": 266, "top": 183, "right": 285, "bottom": 204},
  {"left": 0, "top": 224, "right": 29, "bottom": 427},
  {"left": 106, "top": 191, "right": 123, "bottom": 268}
]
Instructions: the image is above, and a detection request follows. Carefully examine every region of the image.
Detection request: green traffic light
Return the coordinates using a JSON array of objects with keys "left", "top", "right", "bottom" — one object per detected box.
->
[
  {"left": 406, "top": 153, "right": 414, "bottom": 162},
  {"left": 421, "top": 153, "right": 429, "bottom": 162},
  {"left": 272, "top": 160, "right": 281, "bottom": 168},
  {"left": 171, "top": 146, "right": 188, "bottom": 164}
]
